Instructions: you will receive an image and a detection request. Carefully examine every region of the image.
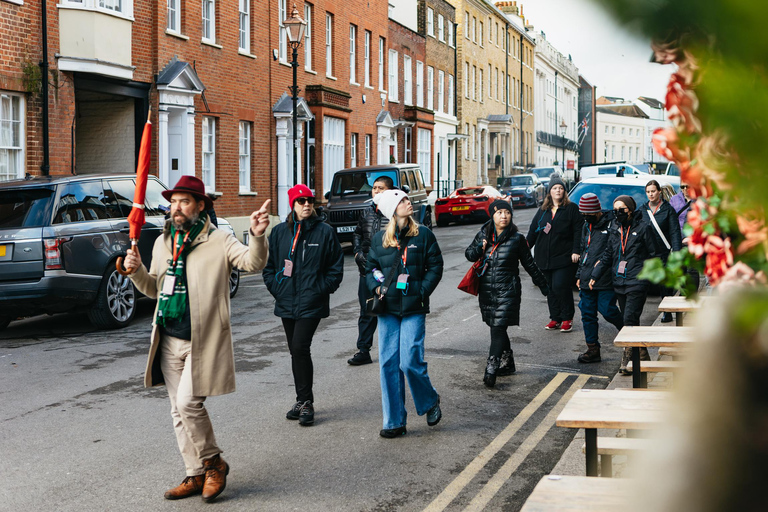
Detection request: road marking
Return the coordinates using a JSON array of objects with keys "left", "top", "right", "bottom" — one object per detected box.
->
[
  {"left": 462, "top": 314, "right": 478, "bottom": 322},
  {"left": 463, "top": 374, "right": 590, "bottom": 511},
  {"left": 423, "top": 372, "right": 569, "bottom": 512},
  {"left": 432, "top": 328, "right": 449, "bottom": 337}
]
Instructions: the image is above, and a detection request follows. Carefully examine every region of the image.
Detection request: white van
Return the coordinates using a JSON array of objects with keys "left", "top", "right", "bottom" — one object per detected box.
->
[{"left": 579, "top": 162, "right": 649, "bottom": 181}]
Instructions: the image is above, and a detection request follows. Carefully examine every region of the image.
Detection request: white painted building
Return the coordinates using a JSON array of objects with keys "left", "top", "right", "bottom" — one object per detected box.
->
[
  {"left": 531, "top": 31, "right": 579, "bottom": 170},
  {"left": 635, "top": 96, "right": 670, "bottom": 165},
  {"left": 595, "top": 103, "right": 647, "bottom": 164}
]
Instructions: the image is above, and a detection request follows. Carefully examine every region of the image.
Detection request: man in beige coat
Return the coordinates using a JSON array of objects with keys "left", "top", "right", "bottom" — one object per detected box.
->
[{"left": 123, "top": 176, "right": 270, "bottom": 503}]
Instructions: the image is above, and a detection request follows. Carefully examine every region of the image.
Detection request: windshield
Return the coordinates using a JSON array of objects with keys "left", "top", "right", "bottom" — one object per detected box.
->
[
  {"left": 667, "top": 163, "right": 680, "bottom": 176},
  {"left": 454, "top": 187, "right": 485, "bottom": 196},
  {"left": 503, "top": 176, "right": 534, "bottom": 186},
  {"left": 331, "top": 170, "right": 398, "bottom": 197},
  {"left": 532, "top": 168, "right": 555, "bottom": 178},
  {"left": 568, "top": 183, "right": 649, "bottom": 212},
  {"left": 0, "top": 187, "right": 55, "bottom": 228}
]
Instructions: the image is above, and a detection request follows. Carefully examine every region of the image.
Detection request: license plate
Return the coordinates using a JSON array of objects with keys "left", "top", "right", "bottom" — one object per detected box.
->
[
  {"left": 511, "top": 196, "right": 523, "bottom": 201},
  {"left": 0, "top": 245, "right": 5, "bottom": 257},
  {"left": 336, "top": 225, "right": 355, "bottom": 233},
  {"left": 453, "top": 206, "right": 470, "bottom": 211}
]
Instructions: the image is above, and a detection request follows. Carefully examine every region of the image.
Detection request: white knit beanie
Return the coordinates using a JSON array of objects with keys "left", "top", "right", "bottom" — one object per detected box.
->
[{"left": 376, "top": 189, "right": 409, "bottom": 220}]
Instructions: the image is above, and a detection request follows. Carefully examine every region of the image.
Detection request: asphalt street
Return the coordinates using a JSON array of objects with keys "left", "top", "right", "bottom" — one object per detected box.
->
[{"left": 0, "top": 207, "right": 662, "bottom": 511}]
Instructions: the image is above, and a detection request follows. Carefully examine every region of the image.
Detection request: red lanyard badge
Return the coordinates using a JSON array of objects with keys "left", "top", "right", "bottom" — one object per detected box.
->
[
  {"left": 290, "top": 224, "right": 302, "bottom": 258},
  {"left": 619, "top": 226, "right": 630, "bottom": 255},
  {"left": 651, "top": 203, "right": 661, "bottom": 215}
]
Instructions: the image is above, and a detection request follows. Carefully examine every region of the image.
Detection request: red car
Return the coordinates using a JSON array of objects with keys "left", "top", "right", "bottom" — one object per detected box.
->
[{"left": 434, "top": 186, "right": 507, "bottom": 227}]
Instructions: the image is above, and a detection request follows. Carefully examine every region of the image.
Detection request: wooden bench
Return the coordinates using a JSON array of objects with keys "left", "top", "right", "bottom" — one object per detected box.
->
[
  {"left": 625, "top": 360, "right": 685, "bottom": 373},
  {"left": 614, "top": 326, "right": 695, "bottom": 388},
  {"left": 659, "top": 347, "right": 687, "bottom": 359},
  {"left": 520, "top": 475, "right": 631, "bottom": 511},
  {"left": 581, "top": 437, "right": 652, "bottom": 477},
  {"left": 556, "top": 389, "right": 669, "bottom": 476}
]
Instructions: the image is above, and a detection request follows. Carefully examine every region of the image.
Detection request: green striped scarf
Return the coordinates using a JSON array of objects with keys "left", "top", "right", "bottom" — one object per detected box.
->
[{"left": 156, "top": 212, "right": 207, "bottom": 326}]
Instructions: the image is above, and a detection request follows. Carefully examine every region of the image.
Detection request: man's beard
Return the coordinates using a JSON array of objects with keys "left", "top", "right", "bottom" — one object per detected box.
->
[{"left": 173, "top": 211, "right": 199, "bottom": 231}]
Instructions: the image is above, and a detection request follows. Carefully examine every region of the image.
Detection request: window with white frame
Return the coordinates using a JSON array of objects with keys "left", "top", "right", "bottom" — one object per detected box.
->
[
  {"left": 417, "top": 128, "right": 430, "bottom": 182},
  {"left": 0, "top": 93, "right": 24, "bottom": 182},
  {"left": 278, "top": 0, "right": 287, "bottom": 62},
  {"left": 472, "top": 125, "right": 477, "bottom": 160},
  {"left": 388, "top": 49, "right": 398, "bottom": 101},
  {"left": 437, "top": 70, "right": 444, "bottom": 113},
  {"left": 448, "top": 20, "right": 454, "bottom": 47},
  {"left": 239, "top": 0, "right": 250, "bottom": 52},
  {"left": 167, "top": 0, "right": 180, "bottom": 32},
  {"left": 378, "top": 37, "right": 385, "bottom": 91},
  {"left": 605, "top": 125, "right": 608, "bottom": 134},
  {"left": 404, "top": 127, "right": 412, "bottom": 163},
  {"left": 472, "top": 65, "right": 476, "bottom": 101},
  {"left": 239, "top": 121, "right": 251, "bottom": 192},
  {"left": 487, "top": 64, "right": 492, "bottom": 98},
  {"left": 416, "top": 61, "right": 424, "bottom": 107},
  {"left": 323, "top": 117, "right": 345, "bottom": 193},
  {"left": 99, "top": 0, "right": 125, "bottom": 14},
  {"left": 427, "top": 8, "right": 434, "bottom": 37},
  {"left": 427, "top": 66, "right": 434, "bottom": 111},
  {"left": 437, "top": 14, "right": 444, "bottom": 41},
  {"left": 465, "top": 12, "right": 470, "bottom": 39},
  {"left": 350, "top": 133, "right": 357, "bottom": 167},
  {"left": 465, "top": 62, "right": 470, "bottom": 99},
  {"left": 202, "top": 0, "right": 215, "bottom": 42},
  {"left": 447, "top": 74, "right": 454, "bottom": 116},
  {"left": 202, "top": 117, "right": 215, "bottom": 189},
  {"left": 326, "top": 14, "right": 333, "bottom": 77},
  {"left": 403, "top": 56, "right": 412, "bottom": 106},
  {"left": 479, "top": 68, "right": 483, "bottom": 102},
  {"left": 621, "top": 146, "right": 625, "bottom": 159},
  {"left": 349, "top": 24, "right": 357, "bottom": 83},
  {"left": 364, "top": 30, "right": 371, "bottom": 87},
  {"left": 365, "top": 134, "right": 371, "bottom": 165},
  {"left": 478, "top": 21, "right": 483, "bottom": 46},
  {"left": 472, "top": 16, "right": 477, "bottom": 42},
  {"left": 495, "top": 22, "right": 499, "bottom": 45},
  {"left": 304, "top": 4, "right": 313, "bottom": 70}
]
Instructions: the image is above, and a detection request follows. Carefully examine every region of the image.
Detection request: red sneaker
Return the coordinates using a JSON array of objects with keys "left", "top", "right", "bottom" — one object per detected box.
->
[
  {"left": 545, "top": 320, "right": 561, "bottom": 330},
  {"left": 560, "top": 320, "right": 574, "bottom": 332}
]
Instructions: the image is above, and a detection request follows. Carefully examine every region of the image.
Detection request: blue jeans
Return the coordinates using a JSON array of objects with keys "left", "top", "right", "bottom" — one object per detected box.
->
[
  {"left": 578, "top": 289, "right": 624, "bottom": 346},
  {"left": 378, "top": 313, "right": 439, "bottom": 430}
]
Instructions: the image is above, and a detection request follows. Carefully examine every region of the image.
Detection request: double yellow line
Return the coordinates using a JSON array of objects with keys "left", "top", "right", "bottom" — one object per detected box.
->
[{"left": 424, "top": 372, "right": 594, "bottom": 512}]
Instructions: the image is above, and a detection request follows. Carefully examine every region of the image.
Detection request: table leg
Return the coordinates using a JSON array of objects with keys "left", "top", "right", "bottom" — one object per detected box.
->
[
  {"left": 631, "top": 347, "right": 647, "bottom": 388},
  {"left": 601, "top": 454, "right": 613, "bottom": 478},
  {"left": 585, "top": 428, "right": 598, "bottom": 477},
  {"left": 676, "top": 312, "right": 684, "bottom": 326}
]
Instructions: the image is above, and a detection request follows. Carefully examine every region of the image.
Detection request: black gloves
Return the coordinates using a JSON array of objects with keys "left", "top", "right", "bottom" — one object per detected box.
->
[{"left": 354, "top": 252, "right": 367, "bottom": 273}]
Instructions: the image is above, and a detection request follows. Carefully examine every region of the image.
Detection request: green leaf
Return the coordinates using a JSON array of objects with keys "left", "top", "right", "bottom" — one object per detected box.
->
[{"left": 638, "top": 258, "right": 667, "bottom": 284}]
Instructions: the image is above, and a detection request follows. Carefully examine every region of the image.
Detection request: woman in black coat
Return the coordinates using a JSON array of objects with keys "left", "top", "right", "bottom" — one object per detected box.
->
[
  {"left": 642, "top": 179, "right": 683, "bottom": 323},
  {"left": 263, "top": 184, "right": 344, "bottom": 427},
  {"left": 526, "top": 176, "right": 584, "bottom": 333},
  {"left": 466, "top": 200, "right": 549, "bottom": 388}
]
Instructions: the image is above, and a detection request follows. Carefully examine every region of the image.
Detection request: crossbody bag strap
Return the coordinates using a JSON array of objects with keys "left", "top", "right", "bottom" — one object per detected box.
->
[
  {"left": 675, "top": 199, "right": 692, "bottom": 216},
  {"left": 380, "top": 241, "right": 408, "bottom": 295},
  {"left": 646, "top": 207, "right": 671, "bottom": 250}
]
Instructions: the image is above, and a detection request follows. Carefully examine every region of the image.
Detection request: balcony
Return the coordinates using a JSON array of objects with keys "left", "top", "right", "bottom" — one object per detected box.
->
[
  {"left": 56, "top": 0, "right": 134, "bottom": 80},
  {"left": 536, "top": 131, "right": 578, "bottom": 152}
]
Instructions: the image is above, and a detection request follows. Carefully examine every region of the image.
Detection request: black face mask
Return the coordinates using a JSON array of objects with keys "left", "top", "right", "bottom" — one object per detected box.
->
[
  {"left": 582, "top": 214, "right": 599, "bottom": 225},
  {"left": 613, "top": 209, "right": 631, "bottom": 226}
]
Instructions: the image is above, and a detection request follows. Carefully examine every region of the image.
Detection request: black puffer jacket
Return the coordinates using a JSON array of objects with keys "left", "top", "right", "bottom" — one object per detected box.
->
[
  {"left": 466, "top": 221, "right": 548, "bottom": 327},
  {"left": 575, "top": 212, "right": 613, "bottom": 291},
  {"left": 263, "top": 215, "right": 344, "bottom": 319},
  {"left": 591, "top": 209, "right": 660, "bottom": 293},
  {"left": 526, "top": 202, "right": 583, "bottom": 270},
  {"left": 641, "top": 200, "right": 683, "bottom": 255},
  {"left": 365, "top": 225, "right": 443, "bottom": 316},
  {"left": 352, "top": 204, "right": 386, "bottom": 275}
]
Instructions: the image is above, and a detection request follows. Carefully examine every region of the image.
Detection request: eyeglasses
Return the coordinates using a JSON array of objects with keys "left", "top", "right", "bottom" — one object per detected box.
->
[
  {"left": 680, "top": 185, "right": 689, "bottom": 190},
  {"left": 295, "top": 197, "right": 315, "bottom": 205}
]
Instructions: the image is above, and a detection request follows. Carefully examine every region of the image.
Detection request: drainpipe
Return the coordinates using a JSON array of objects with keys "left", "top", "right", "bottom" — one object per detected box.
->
[
  {"left": 40, "top": 0, "right": 50, "bottom": 175},
  {"left": 519, "top": 34, "right": 523, "bottom": 169},
  {"left": 453, "top": 21, "right": 458, "bottom": 194},
  {"left": 504, "top": 23, "right": 508, "bottom": 177},
  {"left": 554, "top": 70, "right": 558, "bottom": 166}
]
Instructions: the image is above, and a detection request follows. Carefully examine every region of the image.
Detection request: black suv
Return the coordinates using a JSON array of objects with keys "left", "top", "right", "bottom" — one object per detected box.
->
[
  {"left": 323, "top": 164, "right": 432, "bottom": 243},
  {"left": 0, "top": 174, "right": 170, "bottom": 331}
]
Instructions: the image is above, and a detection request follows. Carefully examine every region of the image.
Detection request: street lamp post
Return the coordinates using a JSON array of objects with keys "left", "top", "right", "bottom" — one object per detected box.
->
[
  {"left": 559, "top": 120, "right": 567, "bottom": 171},
  {"left": 284, "top": 4, "right": 307, "bottom": 187}
]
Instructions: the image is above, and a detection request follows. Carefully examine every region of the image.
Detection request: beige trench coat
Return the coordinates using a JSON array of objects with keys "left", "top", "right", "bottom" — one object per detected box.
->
[{"left": 130, "top": 217, "right": 268, "bottom": 396}]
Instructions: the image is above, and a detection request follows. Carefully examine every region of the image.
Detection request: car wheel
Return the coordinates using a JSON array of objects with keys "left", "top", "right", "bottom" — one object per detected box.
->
[
  {"left": 229, "top": 268, "right": 240, "bottom": 298},
  {"left": 87, "top": 266, "right": 137, "bottom": 329},
  {"left": 423, "top": 207, "right": 433, "bottom": 230},
  {"left": 436, "top": 216, "right": 449, "bottom": 227}
]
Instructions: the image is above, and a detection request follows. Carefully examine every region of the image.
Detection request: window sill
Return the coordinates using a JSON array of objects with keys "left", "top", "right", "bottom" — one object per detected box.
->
[
  {"left": 206, "top": 190, "right": 223, "bottom": 197},
  {"left": 239, "top": 191, "right": 258, "bottom": 196},
  {"left": 57, "top": 3, "right": 134, "bottom": 21},
  {"left": 5, "top": 0, "right": 23, "bottom": 4},
  {"left": 238, "top": 50, "right": 257, "bottom": 59},
  {"left": 166, "top": 29, "right": 189, "bottom": 41},
  {"left": 379, "top": 89, "right": 387, "bottom": 95},
  {"left": 305, "top": 68, "right": 317, "bottom": 75},
  {"left": 389, "top": 99, "right": 399, "bottom": 104},
  {"left": 326, "top": 74, "right": 337, "bottom": 81},
  {"left": 202, "top": 39, "right": 223, "bottom": 49},
  {"left": 364, "top": 85, "right": 374, "bottom": 90},
  {"left": 350, "top": 81, "right": 360, "bottom": 87},
  {"left": 279, "top": 60, "right": 291, "bottom": 68}
]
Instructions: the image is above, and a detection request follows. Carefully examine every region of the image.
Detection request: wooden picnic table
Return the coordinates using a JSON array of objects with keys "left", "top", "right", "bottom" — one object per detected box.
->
[
  {"left": 614, "top": 326, "right": 695, "bottom": 388},
  {"left": 658, "top": 296, "right": 708, "bottom": 326},
  {"left": 520, "top": 475, "right": 632, "bottom": 511},
  {"left": 556, "top": 389, "right": 669, "bottom": 476}
]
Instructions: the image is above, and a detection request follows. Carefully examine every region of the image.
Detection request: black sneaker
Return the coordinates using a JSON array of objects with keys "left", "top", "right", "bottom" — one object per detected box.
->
[
  {"left": 286, "top": 401, "right": 303, "bottom": 420},
  {"left": 379, "top": 426, "right": 407, "bottom": 438},
  {"left": 347, "top": 350, "right": 373, "bottom": 366},
  {"left": 426, "top": 396, "right": 442, "bottom": 426},
  {"left": 661, "top": 312, "right": 674, "bottom": 323},
  {"left": 298, "top": 400, "right": 314, "bottom": 426}
]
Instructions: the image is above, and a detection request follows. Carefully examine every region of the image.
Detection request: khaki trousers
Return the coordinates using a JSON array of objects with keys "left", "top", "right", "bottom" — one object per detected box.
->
[{"left": 161, "top": 334, "right": 221, "bottom": 476}]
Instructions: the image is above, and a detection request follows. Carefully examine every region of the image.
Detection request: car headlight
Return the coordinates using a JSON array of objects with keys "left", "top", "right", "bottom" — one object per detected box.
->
[{"left": 526, "top": 187, "right": 533, "bottom": 194}]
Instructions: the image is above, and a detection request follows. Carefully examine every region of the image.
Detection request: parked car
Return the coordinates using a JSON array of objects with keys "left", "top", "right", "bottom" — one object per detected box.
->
[
  {"left": 434, "top": 186, "right": 505, "bottom": 227},
  {"left": 216, "top": 217, "right": 241, "bottom": 299},
  {"left": 322, "top": 164, "right": 432, "bottom": 243},
  {"left": 665, "top": 162, "right": 680, "bottom": 176},
  {"left": 579, "top": 162, "right": 649, "bottom": 181},
  {"left": 568, "top": 176, "right": 677, "bottom": 212},
  {"left": 497, "top": 173, "right": 546, "bottom": 208},
  {"left": 0, "top": 174, "right": 172, "bottom": 331},
  {"left": 530, "top": 166, "right": 562, "bottom": 189}
]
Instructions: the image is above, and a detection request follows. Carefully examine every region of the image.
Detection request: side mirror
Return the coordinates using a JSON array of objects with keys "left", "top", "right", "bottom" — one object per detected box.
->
[
  {"left": 324, "top": 191, "right": 330, "bottom": 200},
  {"left": 402, "top": 184, "right": 411, "bottom": 194}
]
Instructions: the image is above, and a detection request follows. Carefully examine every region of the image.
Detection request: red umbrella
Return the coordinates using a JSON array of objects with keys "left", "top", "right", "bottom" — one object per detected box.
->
[{"left": 117, "top": 108, "right": 152, "bottom": 275}]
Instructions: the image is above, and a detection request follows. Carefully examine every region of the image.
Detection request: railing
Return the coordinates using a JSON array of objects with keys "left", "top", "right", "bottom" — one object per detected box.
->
[
  {"left": 434, "top": 179, "right": 464, "bottom": 198},
  {"left": 536, "top": 131, "right": 579, "bottom": 152}
]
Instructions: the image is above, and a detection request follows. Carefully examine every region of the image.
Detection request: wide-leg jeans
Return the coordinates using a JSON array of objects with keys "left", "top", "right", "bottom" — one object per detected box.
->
[
  {"left": 578, "top": 289, "right": 624, "bottom": 346},
  {"left": 377, "top": 313, "right": 439, "bottom": 430}
]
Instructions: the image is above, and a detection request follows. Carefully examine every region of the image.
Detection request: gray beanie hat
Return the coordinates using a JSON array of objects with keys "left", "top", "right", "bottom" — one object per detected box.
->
[{"left": 547, "top": 175, "right": 566, "bottom": 194}]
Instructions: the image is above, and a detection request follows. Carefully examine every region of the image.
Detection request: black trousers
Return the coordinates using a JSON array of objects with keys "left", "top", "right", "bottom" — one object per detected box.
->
[
  {"left": 542, "top": 265, "right": 576, "bottom": 322},
  {"left": 616, "top": 290, "right": 648, "bottom": 327},
  {"left": 356, "top": 275, "right": 378, "bottom": 351},
  {"left": 489, "top": 326, "right": 511, "bottom": 359},
  {"left": 282, "top": 317, "right": 322, "bottom": 403}
]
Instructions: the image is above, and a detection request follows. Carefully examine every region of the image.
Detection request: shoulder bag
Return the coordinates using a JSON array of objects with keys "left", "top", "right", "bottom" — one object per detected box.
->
[
  {"left": 365, "top": 242, "right": 407, "bottom": 317},
  {"left": 646, "top": 206, "right": 671, "bottom": 250}
]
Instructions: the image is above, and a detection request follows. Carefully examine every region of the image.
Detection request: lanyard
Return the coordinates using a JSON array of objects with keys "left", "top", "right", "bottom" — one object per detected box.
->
[
  {"left": 651, "top": 202, "right": 661, "bottom": 215},
  {"left": 619, "top": 226, "right": 630, "bottom": 255},
  {"left": 586, "top": 224, "right": 593, "bottom": 249},
  {"left": 488, "top": 232, "right": 500, "bottom": 257},
  {"left": 290, "top": 223, "right": 302, "bottom": 258},
  {"left": 171, "top": 231, "right": 190, "bottom": 267}
]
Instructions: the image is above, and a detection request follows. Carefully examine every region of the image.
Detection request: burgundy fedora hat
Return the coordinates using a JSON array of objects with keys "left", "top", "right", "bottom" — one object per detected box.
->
[{"left": 162, "top": 176, "right": 213, "bottom": 209}]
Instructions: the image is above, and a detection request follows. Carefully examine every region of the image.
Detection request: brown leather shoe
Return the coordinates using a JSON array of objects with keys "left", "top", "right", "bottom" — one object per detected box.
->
[
  {"left": 164, "top": 475, "right": 205, "bottom": 500},
  {"left": 201, "top": 454, "right": 229, "bottom": 502}
]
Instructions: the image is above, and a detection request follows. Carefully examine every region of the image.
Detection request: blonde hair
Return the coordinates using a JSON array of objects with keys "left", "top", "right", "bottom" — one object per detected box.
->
[{"left": 382, "top": 215, "right": 420, "bottom": 248}]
